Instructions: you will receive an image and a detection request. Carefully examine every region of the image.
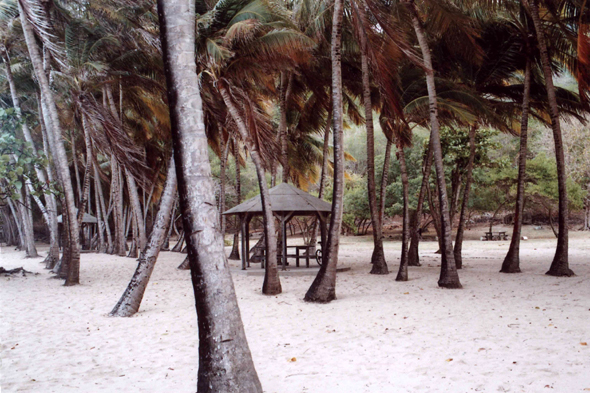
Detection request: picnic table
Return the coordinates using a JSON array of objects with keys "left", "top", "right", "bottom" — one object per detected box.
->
[
  {"left": 483, "top": 231, "right": 508, "bottom": 241},
  {"left": 251, "top": 244, "right": 321, "bottom": 268}
]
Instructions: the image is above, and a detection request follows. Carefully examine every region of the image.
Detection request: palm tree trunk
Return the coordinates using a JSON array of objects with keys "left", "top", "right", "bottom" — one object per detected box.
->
[
  {"left": 125, "top": 169, "right": 147, "bottom": 253},
  {"left": 77, "top": 116, "right": 93, "bottom": 228},
  {"left": 111, "top": 157, "right": 126, "bottom": 256},
  {"left": 396, "top": 145, "right": 411, "bottom": 281},
  {"left": 454, "top": 125, "right": 477, "bottom": 269},
  {"left": 501, "top": 58, "right": 532, "bottom": 273},
  {"left": 219, "top": 136, "right": 230, "bottom": 237},
  {"left": 408, "top": 140, "right": 432, "bottom": 266},
  {"left": 7, "top": 199, "right": 24, "bottom": 250},
  {"left": 355, "top": 7, "right": 388, "bottom": 274},
  {"left": 5, "top": 56, "right": 58, "bottom": 265},
  {"left": 93, "top": 163, "right": 106, "bottom": 253},
  {"left": 111, "top": 157, "right": 177, "bottom": 317},
  {"left": 379, "top": 137, "right": 393, "bottom": 227},
  {"left": 406, "top": 0, "right": 461, "bottom": 288},
  {"left": 19, "top": 2, "right": 80, "bottom": 285},
  {"left": 524, "top": 0, "right": 573, "bottom": 276},
  {"left": 71, "top": 130, "right": 82, "bottom": 203},
  {"left": 229, "top": 142, "right": 241, "bottom": 260},
  {"left": 278, "top": 72, "right": 290, "bottom": 183},
  {"left": 219, "top": 83, "right": 281, "bottom": 295},
  {"left": 310, "top": 104, "right": 332, "bottom": 248},
  {"left": 305, "top": 0, "right": 345, "bottom": 303},
  {"left": 157, "top": 1, "right": 262, "bottom": 390}
]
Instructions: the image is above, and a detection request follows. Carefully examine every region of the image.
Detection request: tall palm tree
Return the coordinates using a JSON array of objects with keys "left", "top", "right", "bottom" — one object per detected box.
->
[
  {"left": 305, "top": 0, "right": 345, "bottom": 303},
  {"left": 156, "top": 0, "right": 262, "bottom": 390},
  {"left": 18, "top": 0, "right": 81, "bottom": 285}
]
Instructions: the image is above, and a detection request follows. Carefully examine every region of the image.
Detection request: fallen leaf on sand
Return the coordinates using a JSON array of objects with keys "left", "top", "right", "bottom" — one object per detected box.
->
[
  {"left": 446, "top": 358, "right": 453, "bottom": 362},
  {"left": 289, "top": 357, "right": 297, "bottom": 362},
  {"left": 404, "top": 292, "right": 409, "bottom": 295},
  {"left": 581, "top": 342, "right": 587, "bottom": 346}
]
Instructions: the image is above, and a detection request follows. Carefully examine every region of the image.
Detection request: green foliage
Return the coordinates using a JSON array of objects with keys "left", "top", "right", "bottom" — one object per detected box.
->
[{"left": 0, "top": 108, "right": 58, "bottom": 204}]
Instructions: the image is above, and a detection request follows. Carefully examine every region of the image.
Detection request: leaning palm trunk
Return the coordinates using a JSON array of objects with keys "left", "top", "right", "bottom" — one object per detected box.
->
[
  {"left": 408, "top": 141, "right": 433, "bottom": 266},
  {"left": 219, "top": 83, "right": 281, "bottom": 296},
  {"left": 524, "top": 0, "right": 573, "bottom": 276},
  {"left": 93, "top": 164, "right": 106, "bottom": 253},
  {"left": 356, "top": 12, "right": 388, "bottom": 275},
  {"left": 305, "top": 0, "right": 345, "bottom": 303},
  {"left": 77, "top": 116, "right": 93, "bottom": 228},
  {"left": 501, "top": 59, "right": 532, "bottom": 273},
  {"left": 396, "top": 144, "right": 411, "bottom": 281},
  {"left": 17, "top": 187, "right": 38, "bottom": 257},
  {"left": 110, "top": 157, "right": 177, "bottom": 317},
  {"left": 4, "top": 57, "right": 58, "bottom": 265},
  {"left": 125, "top": 169, "right": 146, "bottom": 253},
  {"left": 157, "top": 1, "right": 262, "bottom": 391},
  {"left": 453, "top": 125, "right": 477, "bottom": 269},
  {"left": 406, "top": 0, "right": 461, "bottom": 288},
  {"left": 229, "top": 143, "right": 241, "bottom": 260},
  {"left": 95, "top": 163, "right": 113, "bottom": 252},
  {"left": 19, "top": 2, "right": 80, "bottom": 285}
]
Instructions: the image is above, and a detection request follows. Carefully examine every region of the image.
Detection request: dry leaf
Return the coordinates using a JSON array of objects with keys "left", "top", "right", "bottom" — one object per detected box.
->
[
  {"left": 404, "top": 292, "right": 409, "bottom": 295},
  {"left": 581, "top": 342, "right": 587, "bottom": 346},
  {"left": 446, "top": 358, "right": 453, "bottom": 362},
  {"left": 289, "top": 357, "right": 297, "bottom": 362}
]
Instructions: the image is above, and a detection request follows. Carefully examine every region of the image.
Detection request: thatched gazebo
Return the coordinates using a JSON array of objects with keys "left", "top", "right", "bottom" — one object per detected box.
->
[
  {"left": 57, "top": 212, "right": 98, "bottom": 251},
  {"left": 223, "top": 183, "right": 332, "bottom": 270}
]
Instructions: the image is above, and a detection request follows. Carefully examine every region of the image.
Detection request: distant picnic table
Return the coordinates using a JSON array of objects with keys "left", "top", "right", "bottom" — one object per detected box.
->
[{"left": 483, "top": 231, "right": 508, "bottom": 241}]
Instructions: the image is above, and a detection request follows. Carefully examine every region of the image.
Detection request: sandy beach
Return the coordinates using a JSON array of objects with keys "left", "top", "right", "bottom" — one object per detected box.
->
[{"left": 1, "top": 234, "right": 589, "bottom": 392}]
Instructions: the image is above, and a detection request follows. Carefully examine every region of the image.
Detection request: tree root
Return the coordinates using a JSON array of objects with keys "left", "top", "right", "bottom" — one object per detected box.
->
[{"left": 0, "top": 267, "right": 38, "bottom": 276}]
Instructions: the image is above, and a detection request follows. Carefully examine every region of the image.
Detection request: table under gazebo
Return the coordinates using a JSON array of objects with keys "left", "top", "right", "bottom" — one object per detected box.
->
[{"left": 223, "top": 183, "right": 332, "bottom": 270}]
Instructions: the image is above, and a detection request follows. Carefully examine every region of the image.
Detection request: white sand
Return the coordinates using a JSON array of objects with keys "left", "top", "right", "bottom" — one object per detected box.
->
[{"left": 1, "top": 235, "right": 589, "bottom": 392}]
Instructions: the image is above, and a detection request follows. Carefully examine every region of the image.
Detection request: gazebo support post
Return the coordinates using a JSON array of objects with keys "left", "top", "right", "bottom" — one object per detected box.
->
[
  {"left": 317, "top": 212, "right": 327, "bottom": 257},
  {"left": 279, "top": 212, "right": 294, "bottom": 271},
  {"left": 246, "top": 214, "right": 252, "bottom": 268},
  {"left": 240, "top": 214, "right": 247, "bottom": 270}
]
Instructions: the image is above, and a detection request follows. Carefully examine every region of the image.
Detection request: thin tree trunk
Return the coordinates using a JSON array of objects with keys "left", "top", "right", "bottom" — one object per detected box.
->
[
  {"left": 111, "top": 158, "right": 126, "bottom": 256},
  {"left": 454, "top": 125, "right": 477, "bottom": 269},
  {"left": 305, "top": 0, "right": 345, "bottom": 303},
  {"left": 408, "top": 141, "right": 434, "bottom": 266},
  {"left": 396, "top": 145, "right": 410, "bottom": 281},
  {"left": 125, "top": 169, "right": 147, "bottom": 253},
  {"left": 93, "top": 163, "right": 106, "bottom": 253},
  {"left": 354, "top": 3, "right": 388, "bottom": 274},
  {"left": 501, "top": 58, "right": 532, "bottom": 273},
  {"left": 5, "top": 57, "right": 59, "bottom": 266},
  {"left": 229, "top": 143, "right": 241, "bottom": 260},
  {"left": 310, "top": 104, "right": 332, "bottom": 248},
  {"left": 7, "top": 199, "right": 24, "bottom": 250},
  {"left": 524, "top": 0, "right": 573, "bottom": 276},
  {"left": 219, "top": 83, "right": 281, "bottom": 295},
  {"left": 219, "top": 136, "right": 230, "bottom": 237},
  {"left": 96, "top": 163, "right": 113, "bottom": 253},
  {"left": 406, "top": 0, "right": 461, "bottom": 288},
  {"left": 157, "top": 1, "right": 262, "bottom": 390},
  {"left": 111, "top": 157, "right": 177, "bottom": 317},
  {"left": 20, "top": 3, "right": 80, "bottom": 285},
  {"left": 278, "top": 72, "right": 290, "bottom": 183},
  {"left": 77, "top": 116, "right": 93, "bottom": 228},
  {"left": 71, "top": 130, "right": 82, "bottom": 203},
  {"left": 379, "top": 137, "right": 393, "bottom": 227}
]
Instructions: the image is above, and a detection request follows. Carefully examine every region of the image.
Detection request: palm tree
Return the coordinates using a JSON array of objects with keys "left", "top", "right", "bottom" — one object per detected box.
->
[
  {"left": 18, "top": 0, "right": 81, "bottom": 285},
  {"left": 523, "top": 0, "right": 574, "bottom": 276},
  {"left": 156, "top": 0, "right": 262, "bottom": 390},
  {"left": 401, "top": 0, "right": 462, "bottom": 288},
  {"left": 305, "top": 0, "right": 345, "bottom": 303}
]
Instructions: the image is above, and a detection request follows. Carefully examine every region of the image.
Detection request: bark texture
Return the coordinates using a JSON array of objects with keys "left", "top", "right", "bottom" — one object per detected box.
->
[
  {"left": 219, "top": 84, "right": 281, "bottom": 295},
  {"left": 19, "top": 2, "right": 80, "bottom": 284},
  {"left": 501, "top": 58, "right": 532, "bottom": 274},
  {"left": 525, "top": 0, "right": 573, "bottom": 276},
  {"left": 110, "top": 157, "right": 177, "bottom": 317},
  {"left": 395, "top": 145, "right": 410, "bottom": 281},
  {"left": 157, "top": 1, "right": 262, "bottom": 390},
  {"left": 304, "top": 0, "right": 345, "bottom": 303},
  {"left": 454, "top": 125, "right": 477, "bottom": 269},
  {"left": 408, "top": 139, "right": 433, "bottom": 266},
  {"left": 406, "top": 0, "right": 461, "bottom": 288}
]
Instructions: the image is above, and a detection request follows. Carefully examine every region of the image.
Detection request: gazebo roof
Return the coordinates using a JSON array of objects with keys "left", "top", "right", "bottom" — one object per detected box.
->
[
  {"left": 57, "top": 212, "right": 98, "bottom": 224},
  {"left": 223, "top": 183, "right": 332, "bottom": 216}
]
